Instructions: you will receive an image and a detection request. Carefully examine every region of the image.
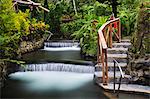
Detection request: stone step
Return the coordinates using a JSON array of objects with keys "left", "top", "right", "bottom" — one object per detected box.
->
[
  {"left": 95, "top": 66, "right": 126, "bottom": 71},
  {"left": 107, "top": 48, "right": 128, "bottom": 54},
  {"left": 95, "top": 62, "right": 127, "bottom": 70},
  {"left": 108, "top": 62, "right": 127, "bottom": 67},
  {"left": 107, "top": 54, "right": 127, "bottom": 59},
  {"left": 112, "top": 42, "right": 131, "bottom": 48},
  {"left": 121, "top": 39, "right": 131, "bottom": 43},
  {"left": 107, "top": 58, "right": 127, "bottom": 63},
  {"left": 113, "top": 39, "right": 131, "bottom": 43},
  {"left": 95, "top": 62, "right": 127, "bottom": 67},
  {"left": 94, "top": 71, "right": 131, "bottom": 84},
  {"left": 99, "top": 83, "right": 150, "bottom": 94},
  {"left": 94, "top": 71, "right": 127, "bottom": 78}
]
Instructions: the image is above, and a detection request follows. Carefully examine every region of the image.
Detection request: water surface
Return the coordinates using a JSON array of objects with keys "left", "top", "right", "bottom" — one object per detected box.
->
[
  {"left": 22, "top": 50, "right": 85, "bottom": 63},
  {"left": 2, "top": 71, "right": 108, "bottom": 99},
  {"left": 1, "top": 71, "right": 149, "bottom": 99}
]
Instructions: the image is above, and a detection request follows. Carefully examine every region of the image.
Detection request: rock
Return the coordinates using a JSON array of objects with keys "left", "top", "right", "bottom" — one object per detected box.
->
[
  {"left": 128, "top": 58, "right": 150, "bottom": 85},
  {"left": 144, "top": 70, "right": 149, "bottom": 76},
  {"left": 137, "top": 70, "right": 143, "bottom": 77},
  {"left": 127, "top": 2, "right": 150, "bottom": 86},
  {"left": 19, "top": 38, "right": 44, "bottom": 54}
]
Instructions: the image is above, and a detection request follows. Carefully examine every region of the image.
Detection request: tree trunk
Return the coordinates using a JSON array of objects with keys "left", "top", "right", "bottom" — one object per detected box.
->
[
  {"left": 111, "top": 0, "right": 117, "bottom": 17},
  {"left": 44, "top": 0, "right": 48, "bottom": 23}
]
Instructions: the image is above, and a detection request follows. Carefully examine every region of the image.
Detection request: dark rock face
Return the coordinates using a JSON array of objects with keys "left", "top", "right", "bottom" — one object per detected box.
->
[
  {"left": 131, "top": 2, "right": 150, "bottom": 55},
  {"left": 127, "top": 2, "right": 150, "bottom": 86},
  {"left": 0, "top": 61, "right": 6, "bottom": 88},
  {"left": 127, "top": 55, "right": 150, "bottom": 85}
]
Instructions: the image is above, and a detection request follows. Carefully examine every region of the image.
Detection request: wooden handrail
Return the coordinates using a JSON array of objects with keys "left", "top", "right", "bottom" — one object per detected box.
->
[
  {"left": 98, "top": 30, "right": 107, "bottom": 49},
  {"left": 97, "top": 17, "right": 121, "bottom": 85},
  {"left": 100, "top": 18, "right": 119, "bottom": 30}
]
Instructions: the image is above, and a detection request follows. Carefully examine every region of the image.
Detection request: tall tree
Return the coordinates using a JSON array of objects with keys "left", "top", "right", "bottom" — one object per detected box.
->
[
  {"left": 97, "top": 0, "right": 119, "bottom": 17},
  {"left": 44, "top": 0, "right": 48, "bottom": 23},
  {"left": 111, "top": 0, "right": 117, "bottom": 17}
]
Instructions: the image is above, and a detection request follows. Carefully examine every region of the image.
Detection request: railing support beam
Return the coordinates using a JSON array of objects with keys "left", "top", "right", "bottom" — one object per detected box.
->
[
  {"left": 118, "top": 19, "right": 121, "bottom": 42},
  {"left": 109, "top": 23, "right": 112, "bottom": 48}
]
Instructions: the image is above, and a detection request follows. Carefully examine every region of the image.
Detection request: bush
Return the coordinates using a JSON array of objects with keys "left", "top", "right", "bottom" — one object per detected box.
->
[
  {"left": 131, "top": 1, "right": 150, "bottom": 55},
  {"left": 0, "top": 0, "right": 48, "bottom": 59},
  {"left": 71, "top": 1, "right": 110, "bottom": 55},
  {"left": 118, "top": 0, "right": 141, "bottom": 36}
]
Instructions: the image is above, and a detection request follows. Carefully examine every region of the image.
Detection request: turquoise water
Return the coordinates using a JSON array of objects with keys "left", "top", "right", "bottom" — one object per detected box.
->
[
  {"left": 2, "top": 71, "right": 149, "bottom": 99},
  {"left": 2, "top": 71, "right": 109, "bottom": 99}
]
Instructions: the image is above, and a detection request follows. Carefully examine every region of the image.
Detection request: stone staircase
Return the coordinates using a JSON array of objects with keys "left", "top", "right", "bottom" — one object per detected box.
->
[{"left": 94, "top": 39, "right": 132, "bottom": 84}]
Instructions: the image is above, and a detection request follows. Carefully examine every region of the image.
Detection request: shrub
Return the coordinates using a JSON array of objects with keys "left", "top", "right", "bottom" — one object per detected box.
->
[{"left": 0, "top": 0, "right": 48, "bottom": 59}]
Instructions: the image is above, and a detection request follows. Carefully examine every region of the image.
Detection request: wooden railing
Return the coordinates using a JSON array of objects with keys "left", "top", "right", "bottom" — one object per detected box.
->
[{"left": 97, "top": 17, "right": 121, "bottom": 85}]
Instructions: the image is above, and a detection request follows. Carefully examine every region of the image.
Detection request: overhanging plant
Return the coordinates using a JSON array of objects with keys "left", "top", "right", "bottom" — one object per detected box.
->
[{"left": 72, "top": 16, "right": 108, "bottom": 56}]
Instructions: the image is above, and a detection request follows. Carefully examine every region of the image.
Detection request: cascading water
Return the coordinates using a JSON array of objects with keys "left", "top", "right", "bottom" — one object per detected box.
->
[
  {"left": 44, "top": 42, "right": 80, "bottom": 47},
  {"left": 21, "top": 63, "right": 94, "bottom": 73},
  {"left": 20, "top": 41, "right": 94, "bottom": 73},
  {"left": 43, "top": 41, "right": 81, "bottom": 51}
]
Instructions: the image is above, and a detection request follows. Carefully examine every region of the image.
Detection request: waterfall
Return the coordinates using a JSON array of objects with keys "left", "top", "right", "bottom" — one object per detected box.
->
[
  {"left": 21, "top": 41, "right": 94, "bottom": 73},
  {"left": 21, "top": 63, "right": 94, "bottom": 73},
  {"left": 44, "top": 42, "right": 80, "bottom": 47},
  {"left": 43, "top": 42, "right": 80, "bottom": 51}
]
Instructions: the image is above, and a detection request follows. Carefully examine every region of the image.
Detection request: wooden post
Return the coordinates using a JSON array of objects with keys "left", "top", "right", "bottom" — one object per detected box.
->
[
  {"left": 109, "top": 24, "right": 112, "bottom": 48},
  {"left": 44, "top": 0, "right": 48, "bottom": 23},
  {"left": 102, "top": 49, "right": 108, "bottom": 85},
  {"left": 104, "top": 49, "right": 108, "bottom": 85},
  {"left": 103, "top": 28, "right": 107, "bottom": 40},
  {"left": 97, "top": 36, "right": 101, "bottom": 64},
  {"left": 101, "top": 49, "right": 105, "bottom": 85},
  {"left": 118, "top": 19, "right": 121, "bottom": 42}
]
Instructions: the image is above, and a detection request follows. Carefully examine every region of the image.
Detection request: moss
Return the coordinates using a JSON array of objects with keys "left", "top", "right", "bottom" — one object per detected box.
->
[
  {"left": 127, "top": 2, "right": 150, "bottom": 85},
  {"left": 131, "top": 2, "right": 150, "bottom": 56}
]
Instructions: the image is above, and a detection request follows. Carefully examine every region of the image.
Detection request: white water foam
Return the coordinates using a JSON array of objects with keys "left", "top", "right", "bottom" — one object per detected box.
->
[
  {"left": 43, "top": 46, "right": 81, "bottom": 51},
  {"left": 9, "top": 71, "right": 93, "bottom": 91}
]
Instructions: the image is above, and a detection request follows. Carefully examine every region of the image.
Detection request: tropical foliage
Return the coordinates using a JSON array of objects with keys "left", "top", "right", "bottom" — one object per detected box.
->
[
  {"left": 118, "top": 0, "right": 142, "bottom": 36},
  {"left": 1, "top": 0, "right": 148, "bottom": 57},
  {"left": 42, "top": 0, "right": 146, "bottom": 55},
  {"left": 72, "top": 2, "right": 110, "bottom": 55},
  {"left": 0, "top": 0, "right": 48, "bottom": 60}
]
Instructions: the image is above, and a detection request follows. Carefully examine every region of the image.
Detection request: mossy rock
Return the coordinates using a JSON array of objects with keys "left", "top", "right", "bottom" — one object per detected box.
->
[{"left": 131, "top": 1, "right": 150, "bottom": 56}]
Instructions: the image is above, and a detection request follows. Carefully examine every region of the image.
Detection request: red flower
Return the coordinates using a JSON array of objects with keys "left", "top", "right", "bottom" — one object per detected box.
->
[{"left": 114, "top": 22, "right": 117, "bottom": 29}]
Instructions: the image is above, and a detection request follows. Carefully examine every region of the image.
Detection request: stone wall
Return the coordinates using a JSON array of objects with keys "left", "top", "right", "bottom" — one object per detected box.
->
[
  {"left": 127, "top": 54, "right": 150, "bottom": 85},
  {"left": 131, "top": 2, "right": 150, "bottom": 55},
  {"left": 19, "top": 38, "right": 44, "bottom": 54},
  {"left": 126, "top": 2, "right": 150, "bottom": 86}
]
